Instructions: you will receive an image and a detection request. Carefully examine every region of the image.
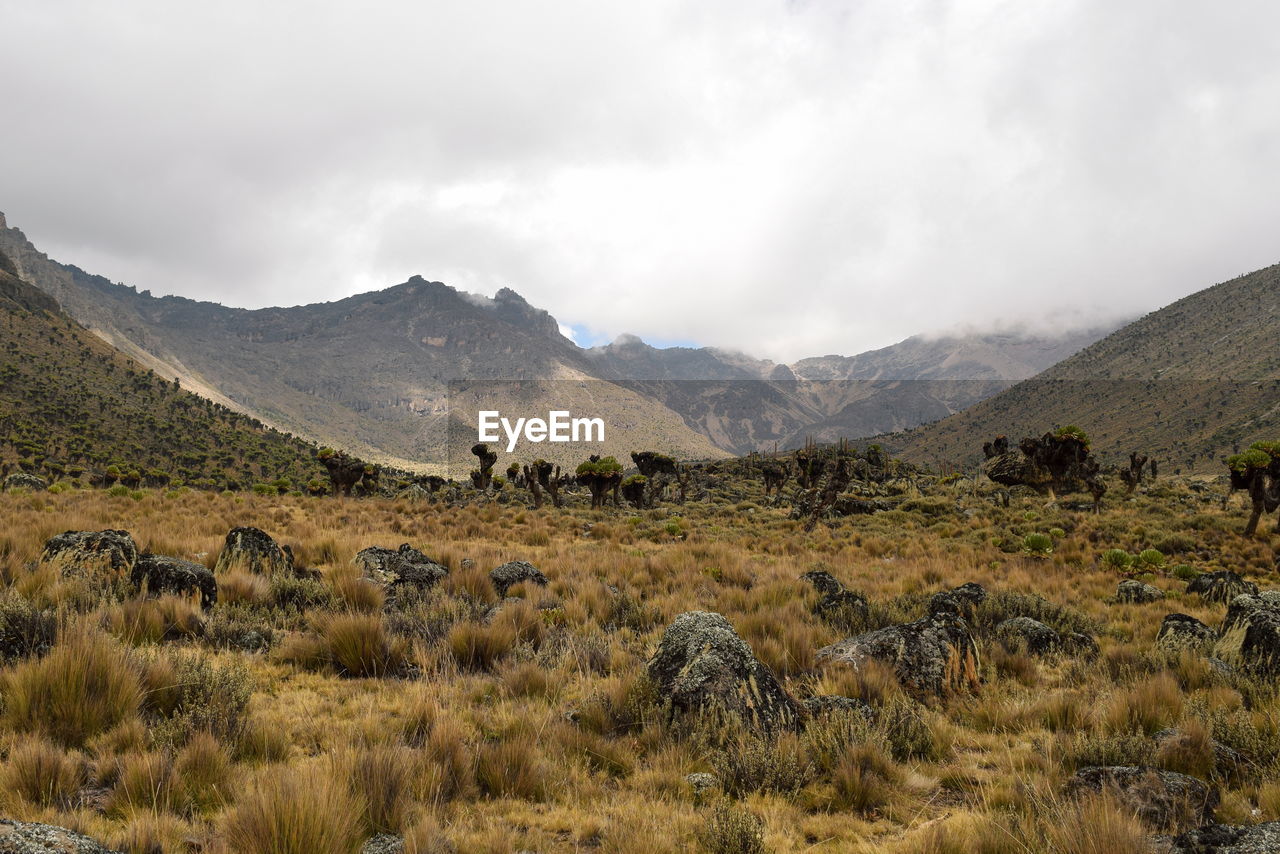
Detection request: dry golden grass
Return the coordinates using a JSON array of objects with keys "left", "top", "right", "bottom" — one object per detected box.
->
[{"left": 0, "top": 475, "right": 1273, "bottom": 851}]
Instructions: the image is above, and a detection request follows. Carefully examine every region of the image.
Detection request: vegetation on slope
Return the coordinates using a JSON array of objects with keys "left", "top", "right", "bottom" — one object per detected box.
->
[
  {"left": 0, "top": 253, "right": 324, "bottom": 491},
  {"left": 886, "top": 263, "right": 1280, "bottom": 473}
]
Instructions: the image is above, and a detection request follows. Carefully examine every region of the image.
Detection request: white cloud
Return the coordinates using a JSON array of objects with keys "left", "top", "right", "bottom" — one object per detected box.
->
[{"left": 2, "top": 0, "right": 1279, "bottom": 360}]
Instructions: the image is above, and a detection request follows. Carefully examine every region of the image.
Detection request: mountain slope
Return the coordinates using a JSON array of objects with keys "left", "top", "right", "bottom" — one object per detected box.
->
[
  {"left": 0, "top": 249, "right": 326, "bottom": 490},
  {"left": 0, "top": 211, "right": 1116, "bottom": 466},
  {"left": 885, "top": 264, "right": 1280, "bottom": 473}
]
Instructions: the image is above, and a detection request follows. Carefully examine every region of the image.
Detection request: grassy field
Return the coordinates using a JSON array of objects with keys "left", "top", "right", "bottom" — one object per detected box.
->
[{"left": 0, "top": 472, "right": 1277, "bottom": 853}]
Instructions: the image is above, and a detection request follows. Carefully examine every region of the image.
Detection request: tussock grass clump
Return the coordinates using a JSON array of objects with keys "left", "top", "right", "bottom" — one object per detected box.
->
[
  {"left": 105, "top": 595, "right": 204, "bottom": 644},
  {"left": 279, "top": 613, "right": 409, "bottom": 678},
  {"left": 172, "top": 730, "right": 235, "bottom": 815},
  {"left": 223, "top": 767, "right": 365, "bottom": 854},
  {"left": 2, "top": 627, "right": 143, "bottom": 748},
  {"left": 1, "top": 736, "right": 85, "bottom": 808},
  {"left": 345, "top": 742, "right": 418, "bottom": 834},
  {"left": 476, "top": 736, "right": 548, "bottom": 800},
  {"left": 448, "top": 619, "right": 517, "bottom": 671}
]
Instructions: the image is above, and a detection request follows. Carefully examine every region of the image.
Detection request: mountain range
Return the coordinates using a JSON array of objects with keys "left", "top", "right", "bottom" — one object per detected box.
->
[
  {"left": 1, "top": 211, "right": 1119, "bottom": 472},
  {"left": 885, "top": 263, "right": 1280, "bottom": 473}
]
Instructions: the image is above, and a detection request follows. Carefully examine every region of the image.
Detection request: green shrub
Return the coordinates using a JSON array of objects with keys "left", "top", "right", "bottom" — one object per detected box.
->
[
  {"left": 1171, "top": 565, "right": 1200, "bottom": 581},
  {"left": 696, "top": 802, "right": 766, "bottom": 854},
  {"left": 1138, "top": 548, "right": 1166, "bottom": 568},
  {"left": 1101, "top": 549, "right": 1134, "bottom": 570},
  {"left": 1022, "top": 533, "right": 1054, "bottom": 556}
]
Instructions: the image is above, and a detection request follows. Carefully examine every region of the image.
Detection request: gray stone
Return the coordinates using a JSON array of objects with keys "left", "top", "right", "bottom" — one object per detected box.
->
[
  {"left": 130, "top": 553, "right": 217, "bottom": 609},
  {"left": 41, "top": 529, "right": 138, "bottom": 578},
  {"left": 214, "top": 526, "right": 292, "bottom": 575},
  {"left": 996, "top": 616, "right": 1061, "bottom": 656},
  {"left": 0, "top": 819, "right": 121, "bottom": 853},
  {"left": 355, "top": 544, "right": 448, "bottom": 592},
  {"left": 1157, "top": 614, "right": 1218, "bottom": 653},
  {"left": 1064, "top": 766, "right": 1218, "bottom": 831},
  {"left": 816, "top": 599, "right": 980, "bottom": 699},
  {"left": 1116, "top": 579, "right": 1165, "bottom": 604},
  {"left": 490, "top": 560, "right": 548, "bottom": 598},
  {"left": 1186, "top": 571, "right": 1258, "bottom": 604},
  {"left": 3, "top": 472, "right": 47, "bottom": 491},
  {"left": 361, "top": 835, "right": 405, "bottom": 854},
  {"left": 1168, "top": 822, "right": 1280, "bottom": 853},
  {"left": 803, "top": 695, "right": 874, "bottom": 719},
  {"left": 648, "top": 611, "right": 803, "bottom": 732}
]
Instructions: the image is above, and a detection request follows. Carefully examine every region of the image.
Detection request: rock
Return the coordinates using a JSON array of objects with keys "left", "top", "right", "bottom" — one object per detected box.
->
[
  {"left": 1222, "top": 592, "right": 1280, "bottom": 630},
  {"left": 1167, "top": 822, "right": 1280, "bottom": 853},
  {"left": 1186, "top": 571, "right": 1258, "bottom": 604},
  {"left": 816, "top": 597, "right": 980, "bottom": 699},
  {"left": 800, "top": 571, "right": 868, "bottom": 623},
  {"left": 1218, "top": 595, "right": 1280, "bottom": 675},
  {"left": 1157, "top": 614, "right": 1218, "bottom": 653},
  {"left": 3, "top": 472, "right": 47, "bottom": 491},
  {"left": 397, "top": 484, "right": 432, "bottom": 502},
  {"left": 1063, "top": 766, "right": 1218, "bottom": 831},
  {"left": 996, "top": 616, "right": 1061, "bottom": 656},
  {"left": 355, "top": 544, "right": 448, "bottom": 591},
  {"left": 41, "top": 529, "right": 138, "bottom": 578},
  {"left": 951, "top": 582, "right": 988, "bottom": 609},
  {"left": 0, "top": 819, "right": 121, "bottom": 853},
  {"left": 1063, "top": 631, "right": 1101, "bottom": 659},
  {"left": 648, "top": 611, "right": 803, "bottom": 732},
  {"left": 1116, "top": 580, "right": 1165, "bottom": 604},
  {"left": 130, "top": 554, "right": 218, "bottom": 609},
  {"left": 803, "top": 695, "right": 874, "bottom": 719},
  {"left": 361, "top": 835, "right": 405, "bottom": 854},
  {"left": 685, "top": 772, "right": 720, "bottom": 798},
  {"left": 490, "top": 560, "right": 548, "bottom": 598},
  {"left": 214, "top": 526, "right": 293, "bottom": 575}
]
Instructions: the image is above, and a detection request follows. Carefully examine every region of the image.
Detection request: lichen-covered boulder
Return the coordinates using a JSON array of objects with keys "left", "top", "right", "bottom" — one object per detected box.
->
[
  {"left": 1157, "top": 613, "right": 1218, "bottom": 653},
  {"left": 490, "top": 560, "right": 548, "bottom": 598},
  {"left": 130, "top": 554, "right": 218, "bottom": 609},
  {"left": 355, "top": 544, "right": 448, "bottom": 591},
  {"left": 1116, "top": 580, "right": 1165, "bottom": 604},
  {"left": 1168, "top": 822, "right": 1280, "bottom": 853},
  {"left": 1219, "top": 594, "right": 1280, "bottom": 675},
  {"left": 996, "top": 616, "right": 1061, "bottom": 656},
  {"left": 648, "top": 611, "right": 803, "bottom": 732},
  {"left": 214, "top": 527, "right": 292, "bottom": 575},
  {"left": 41, "top": 529, "right": 138, "bottom": 578},
  {"left": 951, "top": 582, "right": 988, "bottom": 609},
  {"left": 3, "top": 472, "right": 47, "bottom": 491},
  {"left": 816, "top": 596, "right": 980, "bottom": 699},
  {"left": 1064, "top": 766, "right": 1218, "bottom": 831},
  {"left": 800, "top": 570, "right": 868, "bottom": 623},
  {"left": 0, "top": 819, "right": 121, "bottom": 853},
  {"left": 1186, "top": 571, "right": 1259, "bottom": 604}
]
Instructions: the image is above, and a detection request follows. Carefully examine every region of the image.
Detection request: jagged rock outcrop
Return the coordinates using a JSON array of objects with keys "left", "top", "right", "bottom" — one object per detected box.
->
[
  {"left": 131, "top": 554, "right": 218, "bottom": 609},
  {"left": 816, "top": 595, "right": 980, "bottom": 698},
  {"left": 0, "top": 819, "right": 121, "bottom": 854},
  {"left": 1167, "top": 821, "right": 1280, "bottom": 853},
  {"left": 2, "top": 472, "right": 47, "bottom": 491},
  {"left": 355, "top": 544, "right": 448, "bottom": 591},
  {"left": 1064, "top": 766, "right": 1218, "bottom": 831},
  {"left": 648, "top": 611, "right": 803, "bottom": 732},
  {"left": 996, "top": 616, "right": 1061, "bottom": 656},
  {"left": 1186, "top": 571, "right": 1258, "bottom": 604},
  {"left": 41, "top": 529, "right": 138, "bottom": 578},
  {"left": 214, "top": 527, "right": 293, "bottom": 575},
  {"left": 1157, "top": 613, "right": 1218, "bottom": 653},
  {"left": 490, "top": 560, "right": 549, "bottom": 598},
  {"left": 800, "top": 570, "right": 869, "bottom": 623},
  {"left": 1116, "top": 579, "right": 1165, "bottom": 604}
]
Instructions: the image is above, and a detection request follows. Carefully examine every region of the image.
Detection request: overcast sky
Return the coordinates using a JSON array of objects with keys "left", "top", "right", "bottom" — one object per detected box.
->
[{"left": 2, "top": 0, "right": 1278, "bottom": 361}]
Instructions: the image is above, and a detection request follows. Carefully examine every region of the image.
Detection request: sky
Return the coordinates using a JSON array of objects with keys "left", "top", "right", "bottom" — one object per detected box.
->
[{"left": 2, "top": 0, "right": 1278, "bottom": 362}]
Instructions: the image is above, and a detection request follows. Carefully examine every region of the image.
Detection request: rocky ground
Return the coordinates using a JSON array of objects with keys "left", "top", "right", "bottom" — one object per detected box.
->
[{"left": 0, "top": 470, "right": 1277, "bottom": 853}]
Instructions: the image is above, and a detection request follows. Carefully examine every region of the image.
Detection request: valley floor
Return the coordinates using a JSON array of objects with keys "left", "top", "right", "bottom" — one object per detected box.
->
[{"left": 0, "top": 477, "right": 1277, "bottom": 853}]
